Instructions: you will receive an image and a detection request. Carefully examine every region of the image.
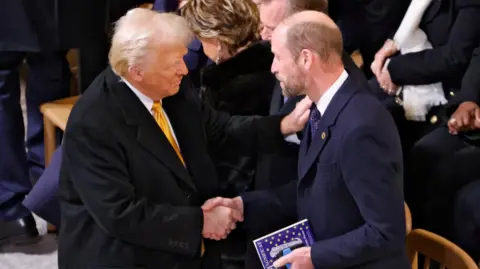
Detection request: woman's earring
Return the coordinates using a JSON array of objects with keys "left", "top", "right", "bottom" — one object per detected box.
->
[{"left": 215, "top": 46, "right": 221, "bottom": 64}]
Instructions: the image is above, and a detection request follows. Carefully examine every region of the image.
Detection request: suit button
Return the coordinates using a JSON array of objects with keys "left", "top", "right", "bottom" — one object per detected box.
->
[
  {"left": 430, "top": 115, "right": 438, "bottom": 124},
  {"left": 184, "top": 191, "right": 191, "bottom": 198},
  {"left": 449, "top": 91, "right": 455, "bottom": 97}
]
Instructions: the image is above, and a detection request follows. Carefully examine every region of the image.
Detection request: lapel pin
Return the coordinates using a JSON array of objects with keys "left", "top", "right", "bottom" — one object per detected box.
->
[{"left": 321, "top": 132, "right": 326, "bottom": 140}]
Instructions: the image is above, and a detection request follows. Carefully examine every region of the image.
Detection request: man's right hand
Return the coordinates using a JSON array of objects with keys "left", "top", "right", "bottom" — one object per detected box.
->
[{"left": 202, "top": 199, "right": 243, "bottom": 240}]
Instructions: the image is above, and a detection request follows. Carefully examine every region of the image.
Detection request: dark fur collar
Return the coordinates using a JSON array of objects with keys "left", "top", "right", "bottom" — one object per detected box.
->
[{"left": 201, "top": 41, "right": 274, "bottom": 88}]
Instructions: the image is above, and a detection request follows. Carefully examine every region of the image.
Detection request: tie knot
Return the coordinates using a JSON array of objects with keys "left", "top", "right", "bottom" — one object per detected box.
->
[
  {"left": 152, "top": 101, "right": 162, "bottom": 112},
  {"left": 310, "top": 105, "right": 321, "bottom": 121}
]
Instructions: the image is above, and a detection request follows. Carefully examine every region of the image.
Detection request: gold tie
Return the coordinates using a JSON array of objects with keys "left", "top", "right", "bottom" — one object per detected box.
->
[
  {"left": 152, "top": 101, "right": 185, "bottom": 165},
  {"left": 151, "top": 101, "right": 205, "bottom": 256}
]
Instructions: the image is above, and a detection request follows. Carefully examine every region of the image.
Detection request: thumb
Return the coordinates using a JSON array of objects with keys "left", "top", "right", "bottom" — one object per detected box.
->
[
  {"left": 273, "top": 253, "right": 292, "bottom": 268},
  {"left": 231, "top": 209, "right": 243, "bottom": 222},
  {"left": 299, "top": 96, "right": 313, "bottom": 109},
  {"left": 202, "top": 197, "right": 223, "bottom": 211},
  {"left": 475, "top": 108, "right": 480, "bottom": 122}
]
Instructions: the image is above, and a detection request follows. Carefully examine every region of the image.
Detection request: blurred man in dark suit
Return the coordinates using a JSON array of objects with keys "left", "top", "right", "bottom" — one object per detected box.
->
[
  {"left": 453, "top": 179, "right": 480, "bottom": 262},
  {"left": 408, "top": 45, "right": 480, "bottom": 239},
  {"left": 0, "top": 0, "right": 71, "bottom": 245}
]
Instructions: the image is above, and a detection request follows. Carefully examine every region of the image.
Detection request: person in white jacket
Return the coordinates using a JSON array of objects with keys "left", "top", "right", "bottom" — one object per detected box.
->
[{"left": 371, "top": 0, "right": 448, "bottom": 121}]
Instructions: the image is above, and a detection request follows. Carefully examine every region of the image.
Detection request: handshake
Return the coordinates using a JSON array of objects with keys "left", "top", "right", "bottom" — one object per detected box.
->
[{"left": 201, "top": 196, "right": 244, "bottom": 240}]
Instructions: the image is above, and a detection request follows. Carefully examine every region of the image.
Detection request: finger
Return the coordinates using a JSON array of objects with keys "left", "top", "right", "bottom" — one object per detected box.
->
[
  {"left": 449, "top": 117, "right": 461, "bottom": 131},
  {"left": 475, "top": 108, "right": 480, "bottom": 122},
  {"left": 299, "top": 109, "right": 310, "bottom": 124},
  {"left": 230, "top": 222, "right": 237, "bottom": 231},
  {"left": 447, "top": 121, "right": 458, "bottom": 135},
  {"left": 461, "top": 114, "right": 471, "bottom": 128},
  {"left": 273, "top": 253, "right": 292, "bottom": 268},
  {"left": 231, "top": 209, "right": 243, "bottom": 222},
  {"left": 203, "top": 233, "right": 214, "bottom": 240},
  {"left": 221, "top": 230, "right": 230, "bottom": 239},
  {"left": 371, "top": 62, "right": 380, "bottom": 77}
]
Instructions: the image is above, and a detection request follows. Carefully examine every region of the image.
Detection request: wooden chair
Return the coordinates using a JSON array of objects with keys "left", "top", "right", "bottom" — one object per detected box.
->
[
  {"left": 41, "top": 95, "right": 79, "bottom": 166},
  {"left": 351, "top": 50, "right": 363, "bottom": 69},
  {"left": 405, "top": 202, "right": 412, "bottom": 235},
  {"left": 407, "top": 229, "right": 479, "bottom": 269}
]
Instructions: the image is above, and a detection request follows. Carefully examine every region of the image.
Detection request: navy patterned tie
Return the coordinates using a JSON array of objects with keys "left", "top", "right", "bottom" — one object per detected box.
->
[{"left": 309, "top": 105, "right": 321, "bottom": 138}]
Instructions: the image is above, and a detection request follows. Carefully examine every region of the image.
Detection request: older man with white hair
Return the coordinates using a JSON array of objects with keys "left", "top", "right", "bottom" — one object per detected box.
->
[{"left": 58, "top": 8, "right": 310, "bottom": 269}]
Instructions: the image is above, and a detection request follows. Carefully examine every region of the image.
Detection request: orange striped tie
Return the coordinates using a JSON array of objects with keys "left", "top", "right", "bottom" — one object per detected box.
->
[
  {"left": 151, "top": 101, "right": 205, "bottom": 256},
  {"left": 151, "top": 101, "right": 185, "bottom": 165}
]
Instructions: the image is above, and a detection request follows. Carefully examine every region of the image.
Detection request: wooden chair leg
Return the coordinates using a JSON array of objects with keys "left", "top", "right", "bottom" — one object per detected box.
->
[{"left": 43, "top": 116, "right": 56, "bottom": 167}]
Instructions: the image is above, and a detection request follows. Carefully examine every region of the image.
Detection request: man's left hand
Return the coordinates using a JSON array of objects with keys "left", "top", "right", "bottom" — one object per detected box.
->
[
  {"left": 281, "top": 96, "right": 312, "bottom": 135},
  {"left": 272, "top": 247, "right": 314, "bottom": 269}
]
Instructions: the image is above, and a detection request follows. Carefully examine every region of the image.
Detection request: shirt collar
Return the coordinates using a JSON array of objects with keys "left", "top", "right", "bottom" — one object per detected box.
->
[
  {"left": 121, "top": 77, "right": 155, "bottom": 113},
  {"left": 316, "top": 69, "right": 348, "bottom": 115}
]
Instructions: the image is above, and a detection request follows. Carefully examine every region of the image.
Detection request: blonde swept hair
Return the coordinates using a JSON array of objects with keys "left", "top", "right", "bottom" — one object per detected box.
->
[
  {"left": 181, "top": 0, "right": 260, "bottom": 54},
  {"left": 109, "top": 8, "right": 193, "bottom": 77}
]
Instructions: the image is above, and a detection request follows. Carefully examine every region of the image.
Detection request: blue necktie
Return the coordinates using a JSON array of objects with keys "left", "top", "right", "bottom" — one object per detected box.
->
[{"left": 309, "top": 105, "right": 321, "bottom": 138}]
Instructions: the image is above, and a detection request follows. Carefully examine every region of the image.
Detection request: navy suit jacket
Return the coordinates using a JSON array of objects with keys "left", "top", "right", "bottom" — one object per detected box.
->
[{"left": 242, "top": 69, "right": 409, "bottom": 269}]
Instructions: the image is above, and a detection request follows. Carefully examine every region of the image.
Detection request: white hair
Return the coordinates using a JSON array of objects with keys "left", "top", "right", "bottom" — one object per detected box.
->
[{"left": 109, "top": 8, "right": 193, "bottom": 76}]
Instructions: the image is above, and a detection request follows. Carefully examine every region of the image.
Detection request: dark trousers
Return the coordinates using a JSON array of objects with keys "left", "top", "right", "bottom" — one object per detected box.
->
[
  {"left": 23, "top": 146, "right": 63, "bottom": 227},
  {"left": 0, "top": 51, "right": 70, "bottom": 220},
  {"left": 409, "top": 127, "right": 480, "bottom": 237},
  {"left": 453, "top": 179, "right": 480, "bottom": 262}
]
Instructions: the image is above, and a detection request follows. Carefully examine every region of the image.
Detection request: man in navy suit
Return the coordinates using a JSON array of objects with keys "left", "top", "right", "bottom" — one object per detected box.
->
[{"left": 203, "top": 11, "right": 408, "bottom": 269}]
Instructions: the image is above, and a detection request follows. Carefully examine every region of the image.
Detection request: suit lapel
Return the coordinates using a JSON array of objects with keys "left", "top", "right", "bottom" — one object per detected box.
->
[
  {"left": 298, "top": 76, "right": 358, "bottom": 181},
  {"left": 107, "top": 69, "right": 197, "bottom": 191}
]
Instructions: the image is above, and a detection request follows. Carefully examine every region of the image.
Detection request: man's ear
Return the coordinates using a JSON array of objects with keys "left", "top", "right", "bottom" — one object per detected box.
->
[
  {"left": 299, "top": 49, "right": 313, "bottom": 71},
  {"left": 128, "top": 65, "right": 144, "bottom": 82}
]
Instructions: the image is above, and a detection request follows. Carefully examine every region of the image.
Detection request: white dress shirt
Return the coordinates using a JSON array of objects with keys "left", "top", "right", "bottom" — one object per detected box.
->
[
  {"left": 315, "top": 69, "right": 348, "bottom": 114},
  {"left": 122, "top": 78, "right": 180, "bottom": 147}
]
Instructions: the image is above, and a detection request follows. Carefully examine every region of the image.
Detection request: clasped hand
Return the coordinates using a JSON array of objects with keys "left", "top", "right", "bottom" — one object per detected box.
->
[
  {"left": 201, "top": 197, "right": 244, "bottom": 240},
  {"left": 371, "top": 39, "right": 400, "bottom": 95}
]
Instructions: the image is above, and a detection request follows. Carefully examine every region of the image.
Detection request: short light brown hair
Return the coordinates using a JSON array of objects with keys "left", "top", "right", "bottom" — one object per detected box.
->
[
  {"left": 109, "top": 9, "right": 192, "bottom": 77},
  {"left": 260, "top": 0, "right": 328, "bottom": 15},
  {"left": 286, "top": 21, "right": 343, "bottom": 64},
  {"left": 181, "top": 0, "right": 260, "bottom": 54},
  {"left": 286, "top": 0, "right": 328, "bottom": 15}
]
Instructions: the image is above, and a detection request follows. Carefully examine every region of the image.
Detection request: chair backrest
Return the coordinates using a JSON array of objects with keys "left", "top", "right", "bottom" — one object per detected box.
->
[
  {"left": 404, "top": 202, "right": 412, "bottom": 235},
  {"left": 407, "top": 229, "right": 479, "bottom": 269}
]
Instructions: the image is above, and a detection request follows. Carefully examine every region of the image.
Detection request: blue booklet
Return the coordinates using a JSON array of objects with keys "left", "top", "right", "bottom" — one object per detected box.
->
[{"left": 253, "top": 219, "right": 316, "bottom": 269}]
